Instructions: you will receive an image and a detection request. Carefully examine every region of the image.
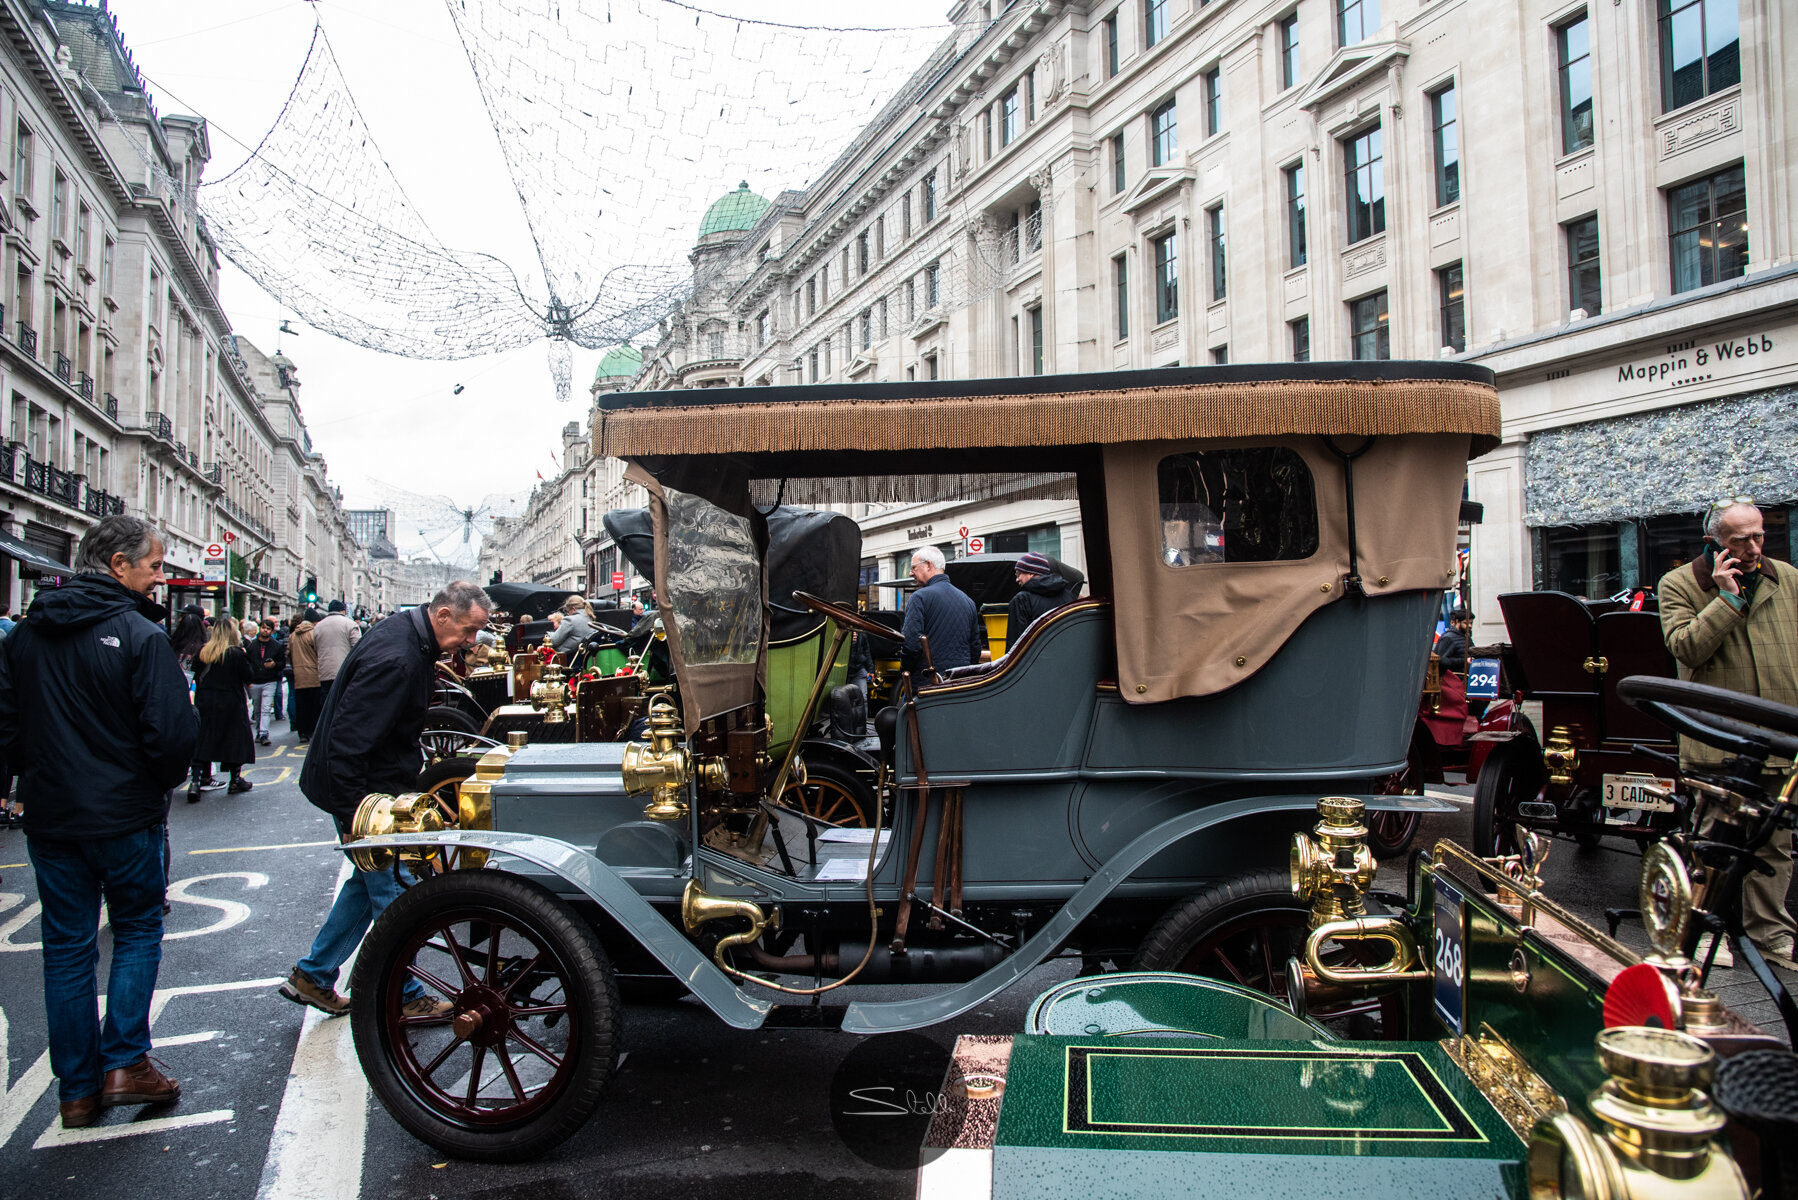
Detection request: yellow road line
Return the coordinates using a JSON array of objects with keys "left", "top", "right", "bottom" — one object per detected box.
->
[
  {"left": 188, "top": 839, "right": 337, "bottom": 855},
  {"left": 0, "top": 862, "right": 24, "bottom": 869}
]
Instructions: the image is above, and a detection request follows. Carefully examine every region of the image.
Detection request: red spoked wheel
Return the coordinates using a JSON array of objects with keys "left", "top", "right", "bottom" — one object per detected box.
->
[{"left": 352, "top": 871, "right": 620, "bottom": 1162}]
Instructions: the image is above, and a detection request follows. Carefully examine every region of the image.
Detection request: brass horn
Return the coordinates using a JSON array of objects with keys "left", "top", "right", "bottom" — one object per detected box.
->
[
  {"left": 347, "top": 791, "right": 448, "bottom": 872},
  {"left": 681, "top": 879, "right": 780, "bottom": 972}
]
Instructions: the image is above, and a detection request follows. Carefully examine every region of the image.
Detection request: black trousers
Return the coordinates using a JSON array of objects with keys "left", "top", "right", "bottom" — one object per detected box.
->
[{"left": 293, "top": 686, "right": 322, "bottom": 740}]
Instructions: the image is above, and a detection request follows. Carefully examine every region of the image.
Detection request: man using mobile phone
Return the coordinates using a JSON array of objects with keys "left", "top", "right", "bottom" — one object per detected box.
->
[{"left": 1659, "top": 501, "right": 1798, "bottom": 969}]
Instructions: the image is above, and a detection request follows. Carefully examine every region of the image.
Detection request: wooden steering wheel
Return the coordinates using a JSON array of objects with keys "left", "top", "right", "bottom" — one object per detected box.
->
[{"left": 790, "top": 591, "right": 894, "bottom": 640}]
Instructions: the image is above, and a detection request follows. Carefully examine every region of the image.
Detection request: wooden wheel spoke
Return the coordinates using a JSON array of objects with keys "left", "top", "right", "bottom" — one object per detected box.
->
[
  {"left": 508, "top": 1026, "right": 565, "bottom": 1070},
  {"left": 511, "top": 1002, "right": 568, "bottom": 1018},
  {"left": 1211, "top": 946, "right": 1252, "bottom": 987},
  {"left": 439, "top": 924, "right": 480, "bottom": 988},
  {"left": 1258, "top": 929, "right": 1277, "bottom": 986},
  {"left": 465, "top": 1044, "right": 487, "bottom": 1106},
  {"left": 500, "top": 953, "right": 544, "bottom": 1000},
  {"left": 494, "top": 1044, "right": 527, "bottom": 1103},
  {"left": 485, "top": 925, "right": 503, "bottom": 985},
  {"left": 407, "top": 962, "right": 459, "bottom": 998},
  {"left": 419, "top": 1034, "right": 467, "bottom": 1080}
]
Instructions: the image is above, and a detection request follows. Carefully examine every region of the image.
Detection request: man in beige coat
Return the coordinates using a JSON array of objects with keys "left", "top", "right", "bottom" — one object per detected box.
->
[
  {"left": 1659, "top": 501, "right": 1798, "bottom": 969},
  {"left": 288, "top": 611, "right": 320, "bottom": 741},
  {"left": 311, "top": 600, "right": 360, "bottom": 695}
]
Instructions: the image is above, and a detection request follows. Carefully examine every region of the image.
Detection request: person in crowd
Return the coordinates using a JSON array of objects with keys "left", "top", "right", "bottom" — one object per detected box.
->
[
  {"left": 1660, "top": 501, "right": 1798, "bottom": 970},
  {"left": 169, "top": 605, "right": 207, "bottom": 679},
  {"left": 246, "top": 621, "right": 286, "bottom": 747},
  {"left": 1434, "top": 607, "right": 1475, "bottom": 672},
  {"left": 272, "top": 618, "right": 292, "bottom": 723},
  {"left": 190, "top": 619, "right": 257, "bottom": 800},
  {"left": 0, "top": 606, "right": 14, "bottom": 636},
  {"left": 1004, "top": 552, "right": 1080, "bottom": 651},
  {"left": 0, "top": 515, "right": 197, "bottom": 1129},
  {"left": 312, "top": 599, "right": 360, "bottom": 697},
  {"left": 282, "top": 581, "right": 492, "bottom": 1017},
  {"left": 900, "top": 547, "right": 985, "bottom": 676},
  {"left": 289, "top": 609, "right": 320, "bottom": 742},
  {"left": 547, "top": 595, "right": 595, "bottom": 654}
]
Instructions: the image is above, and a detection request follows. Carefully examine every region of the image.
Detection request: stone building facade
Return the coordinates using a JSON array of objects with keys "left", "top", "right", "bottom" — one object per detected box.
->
[
  {"left": 0, "top": 0, "right": 373, "bottom": 620},
  {"left": 613, "top": 0, "right": 1794, "bottom": 636},
  {"left": 477, "top": 421, "right": 590, "bottom": 593}
]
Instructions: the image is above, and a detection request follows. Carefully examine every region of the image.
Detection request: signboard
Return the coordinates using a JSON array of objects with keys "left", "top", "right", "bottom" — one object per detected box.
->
[
  {"left": 957, "top": 525, "right": 969, "bottom": 538},
  {"left": 611, "top": 571, "right": 626, "bottom": 590},
  {"left": 1465, "top": 658, "right": 1502, "bottom": 699},
  {"left": 222, "top": 532, "right": 237, "bottom": 544},
  {"left": 965, "top": 536, "right": 984, "bottom": 554},
  {"left": 1431, "top": 876, "right": 1466, "bottom": 1036},
  {"left": 205, "top": 543, "right": 224, "bottom": 559},
  {"left": 204, "top": 543, "right": 227, "bottom": 584}
]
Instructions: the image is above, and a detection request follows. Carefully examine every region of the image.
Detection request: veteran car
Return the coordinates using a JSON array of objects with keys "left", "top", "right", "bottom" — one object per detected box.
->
[{"left": 341, "top": 362, "right": 1498, "bottom": 1162}]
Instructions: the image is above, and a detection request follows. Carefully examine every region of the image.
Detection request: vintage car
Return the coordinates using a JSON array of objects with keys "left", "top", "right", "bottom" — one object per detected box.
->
[
  {"left": 1468, "top": 590, "right": 1678, "bottom": 857},
  {"left": 339, "top": 362, "right": 1498, "bottom": 1162},
  {"left": 912, "top": 677, "right": 1798, "bottom": 1200}
]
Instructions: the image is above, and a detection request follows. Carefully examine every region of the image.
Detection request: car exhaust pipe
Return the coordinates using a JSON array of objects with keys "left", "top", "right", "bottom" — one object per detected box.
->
[{"left": 746, "top": 939, "right": 1006, "bottom": 983}]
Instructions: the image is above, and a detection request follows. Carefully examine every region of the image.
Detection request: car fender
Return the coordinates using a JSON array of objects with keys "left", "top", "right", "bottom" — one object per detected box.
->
[
  {"left": 340, "top": 830, "right": 773, "bottom": 1030},
  {"left": 838, "top": 790, "right": 1456, "bottom": 1035}
]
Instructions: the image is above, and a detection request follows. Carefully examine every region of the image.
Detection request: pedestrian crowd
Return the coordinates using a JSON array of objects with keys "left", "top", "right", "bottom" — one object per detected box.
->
[{"left": 0, "top": 513, "right": 488, "bottom": 1129}]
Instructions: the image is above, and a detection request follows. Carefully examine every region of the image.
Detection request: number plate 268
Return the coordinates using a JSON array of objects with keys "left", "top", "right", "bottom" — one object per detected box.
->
[{"left": 1432, "top": 876, "right": 1467, "bottom": 1036}]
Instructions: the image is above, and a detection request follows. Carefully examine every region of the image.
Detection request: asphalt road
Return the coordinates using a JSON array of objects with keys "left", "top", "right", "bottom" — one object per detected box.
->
[{"left": 1, "top": 734, "right": 1792, "bottom": 1199}]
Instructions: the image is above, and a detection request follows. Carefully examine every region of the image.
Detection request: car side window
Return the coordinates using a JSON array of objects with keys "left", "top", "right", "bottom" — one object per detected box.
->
[{"left": 1157, "top": 448, "right": 1320, "bottom": 565}]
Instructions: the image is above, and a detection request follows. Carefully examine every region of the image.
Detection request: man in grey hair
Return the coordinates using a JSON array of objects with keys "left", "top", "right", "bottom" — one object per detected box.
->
[
  {"left": 0, "top": 515, "right": 199, "bottom": 1127},
  {"left": 284, "top": 580, "right": 491, "bottom": 1016}
]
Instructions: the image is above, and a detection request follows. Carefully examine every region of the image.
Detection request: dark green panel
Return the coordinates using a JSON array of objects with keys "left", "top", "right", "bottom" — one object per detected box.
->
[{"left": 994, "top": 1036, "right": 1526, "bottom": 1200}]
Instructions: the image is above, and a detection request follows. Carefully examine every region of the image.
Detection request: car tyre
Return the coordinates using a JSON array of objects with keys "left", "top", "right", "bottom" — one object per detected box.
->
[
  {"left": 1472, "top": 737, "right": 1547, "bottom": 860},
  {"left": 352, "top": 871, "right": 621, "bottom": 1162}
]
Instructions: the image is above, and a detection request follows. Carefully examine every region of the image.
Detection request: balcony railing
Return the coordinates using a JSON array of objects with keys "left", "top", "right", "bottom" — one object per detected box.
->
[
  {"left": 104, "top": 392, "right": 118, "bottom": 421},
  {"left": 142, "top": 411, "right": 172, "bottom": 441},
  {"left": 16, "top": 321, "right": 35, "bottom": 357},
  {"left": 0, "top": 441, "right": 15, "bottom": 482},
  {"left": 53, "top": 351, "right": 70, "bottom": 381},
  {"left": 23, "top": 457, "right": 79, "bottom": 506},
  {"left": 77, "top": 372, "right": 93, "bottom": 400},
  {"left": 82, "top": 488, "right": 123, "bottom": 517},
  {"left": 204, "top": 462, "right": 222, "bottom": 485}
]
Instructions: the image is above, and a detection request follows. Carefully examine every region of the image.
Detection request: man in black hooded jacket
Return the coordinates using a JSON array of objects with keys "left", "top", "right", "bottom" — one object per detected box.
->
[
  {"left": 1004, "top": 552, "right": 1081, "bottom": 651},
  {"left": 281, "top": 580, "right": 490, "bottom": 1017},
  {"left": 0, "top": 516, "right": 198, "bottom": 1128}
]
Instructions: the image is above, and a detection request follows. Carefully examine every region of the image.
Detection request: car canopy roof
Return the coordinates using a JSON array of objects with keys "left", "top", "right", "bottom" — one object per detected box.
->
[{"left": 598, "top": 365, "right": 1499, "bottom": 709}]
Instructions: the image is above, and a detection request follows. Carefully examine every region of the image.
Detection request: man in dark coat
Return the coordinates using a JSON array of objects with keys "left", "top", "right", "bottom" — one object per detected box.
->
[
  {"left": 1004, "top": 552, "right": 1080, "bottom": 651},
  {"left": 899, "top": 546, "right": 985, "bottom": 676},
  {"left": 0, "top": 515, "right": 198, "bottom": 1128},
  {"left": 282, "top": 581, "right": 491, "bottom": 1016},
  {"left": 246, "top": 621, "right": 286, "bottom": 746},
  {"left": 1434, "top": 607, "right": 1474, "bottom": 672}
]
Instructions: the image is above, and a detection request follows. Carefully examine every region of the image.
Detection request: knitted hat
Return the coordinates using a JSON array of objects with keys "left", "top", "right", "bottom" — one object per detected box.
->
[
  {"left": 1016, "top": 552, "right": 1053, "bottom": 577},
  {"left": 327, "top": 599, "right": 346, "bottom": 613}
]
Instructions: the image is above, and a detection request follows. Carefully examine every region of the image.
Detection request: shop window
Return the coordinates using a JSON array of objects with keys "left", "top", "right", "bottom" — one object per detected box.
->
[
  {"left": 1540, "top": 523, "right": 1621, "bottom": 599},
  {"left": 1157, "top": 447, "right": 1319, "bottom": 566}
]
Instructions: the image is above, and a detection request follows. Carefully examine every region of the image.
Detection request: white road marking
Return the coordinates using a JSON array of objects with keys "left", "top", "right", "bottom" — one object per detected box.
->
[
  {"left": 162, "top": 873, "right": 269, "bottom": 941},
  {"left": 1425, "top": 789, "right": 1474, "bottom": 806},
  {"left": 256, "top": 856, "right": 367, "bottom": 1200},
  {"left": 153, "top": 1030, "right": 220, "bottom": 1048},
  {"left": 33, "top": 1108, "right": 236, "bottom": 1147},
  {"left": 0, "top": 1008, "right": 53, "bottom": 1150}
]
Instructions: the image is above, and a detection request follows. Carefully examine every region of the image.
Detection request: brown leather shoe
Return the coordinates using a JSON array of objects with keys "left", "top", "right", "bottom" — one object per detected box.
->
[
  {"left": 100, "top": 1057, "right": 180, "bottom": 1107},
  {"left": 59, "top": 1096, "right": 99, "bottom": 1128}
]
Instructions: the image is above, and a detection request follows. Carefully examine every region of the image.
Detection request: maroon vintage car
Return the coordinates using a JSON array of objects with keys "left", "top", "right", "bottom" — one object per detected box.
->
[{"left": 1371, "top": 588, "right": 1677, "bottom": 858}]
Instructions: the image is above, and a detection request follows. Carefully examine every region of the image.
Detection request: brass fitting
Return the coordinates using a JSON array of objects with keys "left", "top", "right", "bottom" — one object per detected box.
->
[
  {"left": 1291, "top": 796, "right": 1379, "bottom": 928},
  {"left": 452, "top": 739, "right": 521, "bottom": 870},
  {"left": 530, "top": 651, "right": 570, "bottom": 723},
  {"left": 1303, "top": 915, "right": 1428, "bottom": 986},
  {"left": 1543, "top": 725, "right": 1580, "bottom": 787},
  {"left": 1528, "top": 1027, "right": 1747, "bottom": 1199},
  {"left": 622, "top": 695, "right": 692, "bottom": 821},
  {"left": 680, "top": 879, "right": 780, "bottom": 973},
  {"left": 347, "top": 791, "right": 447, "bottom": 871}
]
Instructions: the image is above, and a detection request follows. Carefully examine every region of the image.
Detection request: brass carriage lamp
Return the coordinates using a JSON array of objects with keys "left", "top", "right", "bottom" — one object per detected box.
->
[
  {"left": 623, "top": 695, "right": 694, "bottom": 822},
  {"left": 1290, "top": 795, "right": 1379, "bottom": 926},
  {"left": 530, "top": 653, "right": 570, "bottom": 723},
  {"left": 1528, "top": 1027, "right": 1746, "bottom": 1198}
]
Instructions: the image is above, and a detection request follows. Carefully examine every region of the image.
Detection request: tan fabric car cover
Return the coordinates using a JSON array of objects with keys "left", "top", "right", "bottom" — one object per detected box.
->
[{"left": 1106, "top": 433, "right": 1470, "bottom": 702}]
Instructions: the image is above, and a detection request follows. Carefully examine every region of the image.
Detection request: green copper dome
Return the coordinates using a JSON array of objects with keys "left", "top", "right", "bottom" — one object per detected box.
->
[
  {"left": 594, "top": 345, "right": 643, "bottom": 380},
  {"left": 699, "top": 181, "right": 769, "bottom": 238}
]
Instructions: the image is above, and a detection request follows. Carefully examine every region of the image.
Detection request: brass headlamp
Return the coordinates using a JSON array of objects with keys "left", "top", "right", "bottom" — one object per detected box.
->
[
  {"left": 1289, "top": 796, "right": 1425, "bottom": 1003},
  {"left": 1527, "top": 1027, "right": 1746, "bottom": 1199},
  {"left": 347, "top": 791, "right": 447, "bottom": 871},
  {"left": 622, "top": 695, "right": 694, "bottom": 821},
  {"left": 530, "top": 649, "right": 570, "bottom": 723}
]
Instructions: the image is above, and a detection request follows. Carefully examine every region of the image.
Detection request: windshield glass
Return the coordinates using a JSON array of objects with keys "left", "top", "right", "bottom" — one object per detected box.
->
[{"left": 664, "top": 486, "right": 760, "bottom": 665}]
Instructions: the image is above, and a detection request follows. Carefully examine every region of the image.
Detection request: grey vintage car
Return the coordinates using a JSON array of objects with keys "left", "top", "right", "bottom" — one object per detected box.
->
[{"left": 344, "top": 363, "right": 1497, "bottom": 1160}]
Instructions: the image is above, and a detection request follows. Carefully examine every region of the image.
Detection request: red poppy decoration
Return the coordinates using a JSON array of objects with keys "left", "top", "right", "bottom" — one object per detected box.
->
[{"left": 1602, "top": 962, "right": 1680, "bottom": 1030}]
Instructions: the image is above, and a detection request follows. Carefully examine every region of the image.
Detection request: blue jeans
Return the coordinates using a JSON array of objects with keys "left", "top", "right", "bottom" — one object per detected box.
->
[
  {"left": 296, "top": 845, "right": 424, "bottom": 1002},
  {"left": 273, "top": 677, "right": 289, "bottom": 720},
  {"left": 28, "top": 826, "right": 167, "bottom": 1102}
]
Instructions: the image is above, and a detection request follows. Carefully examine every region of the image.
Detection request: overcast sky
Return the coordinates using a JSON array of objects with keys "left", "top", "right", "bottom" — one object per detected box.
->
[{"left": 109, "top": 0, "right": 947, "bottom": 558}]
